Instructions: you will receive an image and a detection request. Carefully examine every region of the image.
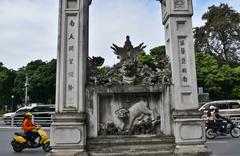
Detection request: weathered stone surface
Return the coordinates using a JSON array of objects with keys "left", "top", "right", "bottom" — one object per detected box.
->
[
  {"left": 51, "top": 0, "right": 211, "bottom": 155},
  {"left": 86, "top": 85, "right": 172, "bottom": 138},
  {"left": 160, "top": 0, "right": 211, "bottom": 155},
  {"left": 87, "top": 136, "right": 175, "bottom": 156},
  {"left": 48, "top": 150, "right": 89, "bottom": 156},
  {"left": 174, "top": 145, "right": 212, "bottom": 156}
]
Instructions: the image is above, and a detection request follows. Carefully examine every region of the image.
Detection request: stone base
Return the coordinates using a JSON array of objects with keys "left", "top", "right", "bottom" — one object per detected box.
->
[
  {"left": 47, "top": 149, "right": 89, "bottom": 156},
  {"left": 49, "top": 113, "right": 87, "bottom": 155},
  {"left": 87, "top": 135, "right": 175, "bottom": 156},
  {"left": 174, "top": 145, "right": 212, "bottom": 156}
]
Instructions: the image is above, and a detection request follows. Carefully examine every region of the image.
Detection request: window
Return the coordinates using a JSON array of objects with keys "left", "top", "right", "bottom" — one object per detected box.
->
[
  {"left": 217, "top": 103, "right": 228, "bottom": 109},
  {"left": 16, "top": 108, "right": 30, "bottom": 113},
  {"left": 30, "top": 106, "right": 55, "bottom": 112},
  {"left": 204, "top": 103, "right": 216, "bottom": 110},
  {"left": 230, "top": 102, "right": 240, "bottom": 109}
]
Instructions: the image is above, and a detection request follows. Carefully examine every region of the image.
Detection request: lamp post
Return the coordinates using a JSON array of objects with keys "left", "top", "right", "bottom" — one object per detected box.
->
[
  {"left": 11, "top": 95, "right": 14, "bottom": 112},
  {"left": 25, "top": 75, "right": 29, "bottom": 106}
]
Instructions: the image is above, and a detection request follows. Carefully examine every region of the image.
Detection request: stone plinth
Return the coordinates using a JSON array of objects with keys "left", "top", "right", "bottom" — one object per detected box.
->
[
  {"left": 48, "top": 113, "right": 87, "bottom": 156},
  {"left": 87, "top": 136, "right": 175, "bottom": 156}
]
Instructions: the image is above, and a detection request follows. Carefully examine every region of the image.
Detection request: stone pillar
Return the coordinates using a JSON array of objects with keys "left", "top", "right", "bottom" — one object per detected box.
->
[
  {"left": 48, "top": 0, "right": 91, "bottom": 155},
  {"left": 160, "top": 0, "right": 210, "bottom": 155}
]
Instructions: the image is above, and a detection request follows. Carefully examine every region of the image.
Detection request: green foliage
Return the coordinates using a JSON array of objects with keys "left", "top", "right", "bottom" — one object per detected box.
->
[
  {"left": 0, "top": 63, "right": 16, "bottom": 111},
  {"left": 149, "top": 46, "right": 166, "bottom": 57},
  {"left": 231, "top": 67, "right": 240, "bottom": 98},
  {"left": 12, "top": 59, "right": 56, "bottom": 106},
  {"left": 138, "top": 45, "right": 166, "bottom": 70},
  {"left": 138, "top": 54, "right": 154, "bottom": 69},
  {"left": 194, "top": 3, "right": 240, "bottom": 67},
  {"left": 28, "top": 59, "right": 56, "bottom": 104},
  {"left": 0, "top": 110, "right": 6, "bottom": 117},
  {"left": 196, "top": 52, "right": 240, "bottom": 100},
  {"left": 12, "top": 68, "right": 25, "bottom": 107}
]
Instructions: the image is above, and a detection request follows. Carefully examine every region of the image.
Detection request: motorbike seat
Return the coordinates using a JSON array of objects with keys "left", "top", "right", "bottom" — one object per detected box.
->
[{"left": 15, "top": 132, "right": 27, "bottom": 138}]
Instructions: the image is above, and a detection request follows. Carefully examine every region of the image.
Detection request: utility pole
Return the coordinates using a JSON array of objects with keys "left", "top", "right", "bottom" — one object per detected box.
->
[
  {"left": 25, "top": 75, "right": 29, "bottom": 106},
  {"left": 11, "top": 95, "right": 14, "bottom": 112}
]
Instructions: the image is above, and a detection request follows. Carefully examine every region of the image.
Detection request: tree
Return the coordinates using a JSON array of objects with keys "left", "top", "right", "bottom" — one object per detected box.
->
[
  {"left": 195, "top": 52, "right": 240, "bottom": 100},
  {"left": 13, "top": 67, "right": 26, "bottom": 106},
  {"left": 194, "top": 3, "right": 240, "bottom": 67},
  {"left": 13, "top": 59, "right": 56, "bottom": 105},
  {"left": 27, "top": 59, "right": 56, "bottom": 104},
  {"left": 231, "top": 67, "right": 240, "bottom": 98},
  {"left": 0, "top": 63, "right": 16, "bottom": 111},
  {"left": 138, "top": 45, "right": 166, "bottom": 70}
]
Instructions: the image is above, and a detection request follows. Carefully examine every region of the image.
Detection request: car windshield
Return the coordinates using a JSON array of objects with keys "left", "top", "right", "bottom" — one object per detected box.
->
[
  {"left": 16, "top": 108, "right": 30, "bottom": 113},
  {"left": 199, "top": 103, "right": 213, "bottom": 111},
  {"left": 29, "top": 106, "right": 55, "bottom": 112}
]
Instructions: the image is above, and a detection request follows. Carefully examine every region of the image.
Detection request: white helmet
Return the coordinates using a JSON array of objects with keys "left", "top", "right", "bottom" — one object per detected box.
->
[{"left": 209, "top": 106, "right": 216, "bottom": 110}]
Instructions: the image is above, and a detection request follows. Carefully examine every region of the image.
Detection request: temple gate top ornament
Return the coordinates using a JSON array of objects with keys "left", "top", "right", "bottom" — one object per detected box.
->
[
  {"left": 111, "top": 35, "right": 146, "bottom": 61},
  {"left": 88, "top": 36, "right": 171, "bottom": 85}
]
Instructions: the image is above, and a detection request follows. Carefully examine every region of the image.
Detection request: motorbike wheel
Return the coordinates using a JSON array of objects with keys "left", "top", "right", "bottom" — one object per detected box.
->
[
  {"left": 206, "top": 128, "right": 217, "bottom": 139},
  {"left": 11, "top": 141, "right": 23, "bottom": 152},
  {"left": 42, "top": 141, "right": 52, "bottom": 152},
  {"left": 230, "top": 127, "right": 240, "bottom": 138}
]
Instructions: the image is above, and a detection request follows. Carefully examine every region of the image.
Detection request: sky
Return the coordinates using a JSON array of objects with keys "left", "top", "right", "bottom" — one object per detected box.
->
[{"left": 0, "top": 0, "right": 240, "bottom": 70}]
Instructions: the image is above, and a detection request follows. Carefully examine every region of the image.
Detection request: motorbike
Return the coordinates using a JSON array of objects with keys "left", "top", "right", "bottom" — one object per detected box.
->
[
  {"left": 11, "top": 125, "right": 52, "bottom": 152},
  {"left": 205, "top": 119, "right": 240, "bottom": 139}
]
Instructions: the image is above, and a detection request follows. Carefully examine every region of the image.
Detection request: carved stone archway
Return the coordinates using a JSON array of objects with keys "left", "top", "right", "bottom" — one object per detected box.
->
[{"left": 48, "top": 0, "right": 210, "bottom": 156}]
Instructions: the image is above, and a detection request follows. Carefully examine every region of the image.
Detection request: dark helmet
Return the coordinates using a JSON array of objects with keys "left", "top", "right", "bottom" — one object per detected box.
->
[{"left": 214, "top": 107, "right": 219, "bottom": 113}]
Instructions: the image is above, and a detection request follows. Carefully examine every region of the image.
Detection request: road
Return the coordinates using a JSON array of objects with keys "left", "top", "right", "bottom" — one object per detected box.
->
[
  {"left": 0, "top": 118, "right": 48, "bottom": 156},
  {"left": 206, "top": 136, "right": 240, "bottom": 156},
  {"left": 0, "top": 118, "right": 240, "bottom": 156}
]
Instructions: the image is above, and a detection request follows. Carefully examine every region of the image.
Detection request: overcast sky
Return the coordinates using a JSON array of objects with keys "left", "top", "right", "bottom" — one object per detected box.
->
[{"left": 0, "top": 0, "right": 240, "bottom": 70}]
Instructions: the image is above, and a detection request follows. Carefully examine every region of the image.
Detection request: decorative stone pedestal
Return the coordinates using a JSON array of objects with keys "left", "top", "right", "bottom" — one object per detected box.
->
[
  {"left": 48, "top": 113, "right": 87, "bottom": 156},
  {"left": 172, "top": 110, "right": 211, "bottom": 156}
]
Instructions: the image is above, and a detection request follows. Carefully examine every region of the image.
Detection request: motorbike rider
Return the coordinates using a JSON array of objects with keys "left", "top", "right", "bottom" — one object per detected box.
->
[
  {"left": 213, "top": 107, "right": 229, "bottom": 133},
  {"left": 206, "top": 106, "right": 216, "bottom": 124},
  {"left": 22, "top": 112, "right": 38, "bottom": 145}
]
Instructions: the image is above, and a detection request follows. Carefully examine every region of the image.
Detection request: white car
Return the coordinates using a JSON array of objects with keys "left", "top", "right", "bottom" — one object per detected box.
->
[
  {"left": 3, "top": 106, "right": 32, "bottom": 125},
  {"left": 199, "top": 100, "right": 240, "bottom": 120}
]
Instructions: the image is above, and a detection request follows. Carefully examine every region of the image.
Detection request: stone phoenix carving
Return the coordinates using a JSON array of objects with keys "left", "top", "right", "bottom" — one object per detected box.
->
[
  {"left": 88, "top": 36, "right": 172, "bottom": 85},
  {"left": 111, "top": 35, "right": 146, "bottom": 61}
]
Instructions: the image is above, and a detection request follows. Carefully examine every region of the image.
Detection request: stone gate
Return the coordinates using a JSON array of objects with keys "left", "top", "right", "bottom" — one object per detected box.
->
[{"left": 48, "top": 0, "right": 210, "bottom": 155}]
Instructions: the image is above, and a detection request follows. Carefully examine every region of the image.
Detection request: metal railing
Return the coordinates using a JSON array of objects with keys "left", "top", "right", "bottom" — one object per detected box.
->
[
  {"left": 203, "top": 115, "right": 240, "bottom": 126},
  {"left": 229, "top": 117, "right": 240, "bottom": 126},
  {"left": 5, "top": 115, "right": 53, "bottom": 127}
]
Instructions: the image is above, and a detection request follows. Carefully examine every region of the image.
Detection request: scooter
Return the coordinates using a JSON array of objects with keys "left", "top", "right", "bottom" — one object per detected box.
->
[
  {"left": 11, "top": 125, "right": 52, "bottom": 152},
  {"left": 205, "top": 119, "right": 240, "bottom": 139}
]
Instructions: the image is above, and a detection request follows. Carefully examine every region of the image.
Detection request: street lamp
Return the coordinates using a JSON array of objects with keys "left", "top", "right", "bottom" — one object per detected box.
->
[
  {"left": 11, "top": 95, "right": 14, "bottom": 112},
  {"left": 25, "top": 75, "right": 29, "bottom": 105}
]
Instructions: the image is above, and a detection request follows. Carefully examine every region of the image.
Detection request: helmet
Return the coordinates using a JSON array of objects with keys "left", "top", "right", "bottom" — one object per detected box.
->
[
  {"left": 209, "top": 106, "right": 216, "bottom": 110},
  {"left": 25, "top": 112, "right": 32, "bottom": 117}
]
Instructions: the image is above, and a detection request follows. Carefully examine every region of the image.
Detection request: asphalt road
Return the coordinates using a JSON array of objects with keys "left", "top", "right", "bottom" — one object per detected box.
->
[
  {"left": 1, "top": 118, "right": 240, "bottom": 156},
  {"left": 0, "top": 118, "right": 48, "bottom": 156},
  {"left": 206, "top": 136, "right": 240, "bottom": 156}
]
